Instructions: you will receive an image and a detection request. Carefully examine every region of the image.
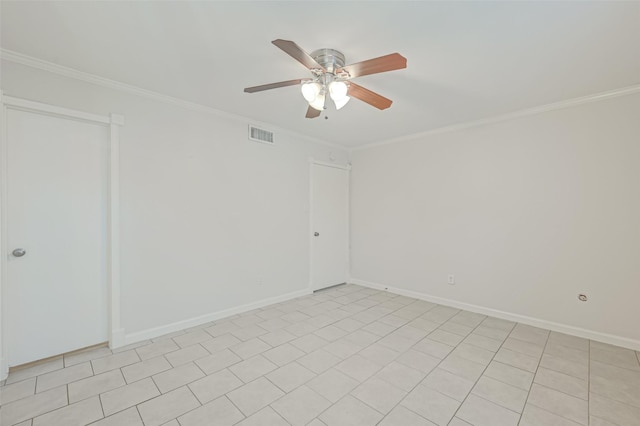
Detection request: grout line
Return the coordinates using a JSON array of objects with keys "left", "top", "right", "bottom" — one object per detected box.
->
[{"left": 517, "top": 328, "right": 551, "bottom": 425}]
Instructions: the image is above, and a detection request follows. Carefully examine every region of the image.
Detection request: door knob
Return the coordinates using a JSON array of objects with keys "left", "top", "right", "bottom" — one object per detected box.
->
[
  {"left": 12, "top": 248, "right": 26, "bottom": 257},
  {"left": 314, "top": 232, "right": 319, "bottom": 237}
]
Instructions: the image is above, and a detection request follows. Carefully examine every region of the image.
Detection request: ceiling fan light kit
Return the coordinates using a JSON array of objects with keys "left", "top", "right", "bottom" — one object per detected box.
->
[{"left": 244, "top": 39, "right": 407, "bottom": 118}]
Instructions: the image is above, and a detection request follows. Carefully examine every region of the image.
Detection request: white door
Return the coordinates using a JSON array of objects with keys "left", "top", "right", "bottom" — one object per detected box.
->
[
  {"left": 6, "top": 108, "right": 109, "bottom": 366},
  {"left": 310, "top": 163, "right": 349, "bottom": 291}
]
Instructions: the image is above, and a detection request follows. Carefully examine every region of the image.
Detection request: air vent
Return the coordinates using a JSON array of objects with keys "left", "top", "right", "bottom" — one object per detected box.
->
[{"left": 248, "top": 125, "right": 274, "bottom": 145}]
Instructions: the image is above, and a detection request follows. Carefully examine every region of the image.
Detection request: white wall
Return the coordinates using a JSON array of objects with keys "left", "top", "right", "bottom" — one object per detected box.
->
[
  {"left": 351, "top": 92, "right": 640, "bottom": 347},
  {"left": 0, "top": 60, "right": 348, "bottom": 341}
]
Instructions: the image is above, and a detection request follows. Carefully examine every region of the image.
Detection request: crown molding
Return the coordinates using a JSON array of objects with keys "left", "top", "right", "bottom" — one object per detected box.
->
[
  {"left": 351, "top": 83, "right": 640, "bottom": 152},
  {"left": 0, "top": 49, "right": 347, "bottom": 151}
]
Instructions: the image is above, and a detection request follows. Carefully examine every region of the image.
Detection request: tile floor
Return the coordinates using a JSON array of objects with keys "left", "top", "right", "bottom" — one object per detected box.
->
[{"left": 1, "top": 284, "right": 639, "bottom": 426}]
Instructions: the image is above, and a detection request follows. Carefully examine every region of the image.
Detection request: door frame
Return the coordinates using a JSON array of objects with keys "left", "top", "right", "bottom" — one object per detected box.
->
[
  {"left": 308, "top": 158, "right": 351, "bottom": 292},
  {"left": 0, "top": 92, "right": 124, "bottom": 379}
]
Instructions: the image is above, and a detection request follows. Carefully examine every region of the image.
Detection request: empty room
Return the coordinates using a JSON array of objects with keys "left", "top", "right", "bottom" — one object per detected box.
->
[{"left": 0, "top": 1, "right": 639, "bottom": 425}]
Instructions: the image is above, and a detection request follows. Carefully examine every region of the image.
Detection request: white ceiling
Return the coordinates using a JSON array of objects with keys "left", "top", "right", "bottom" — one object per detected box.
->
[{"left": 2, "top": 1, "right": 639, "bottom": 148}]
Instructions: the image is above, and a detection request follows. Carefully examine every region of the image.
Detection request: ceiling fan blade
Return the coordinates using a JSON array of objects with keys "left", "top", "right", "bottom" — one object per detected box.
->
[
  {"left": 244, "top": 79, "right": 303, "bottom": 93},
  {"left": 305, "top": 106, "right": 321, "bottom": 119},
  {"left": 348, "top": 82, "right": 393, "bottom": 110},
  {"left": 272, "top": 39, "right": 325, "bottom": 71},
  {"left": 338, "top": 53, "right": 407, "bottom": 78}
]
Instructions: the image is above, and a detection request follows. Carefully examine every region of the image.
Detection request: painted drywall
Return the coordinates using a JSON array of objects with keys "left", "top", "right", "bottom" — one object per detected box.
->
[
  {"left": 350, "top": 92, "right": 640, "bottom": 345},
  {"left": 0, "top": 60, "right": 348, "bottom": 339}
]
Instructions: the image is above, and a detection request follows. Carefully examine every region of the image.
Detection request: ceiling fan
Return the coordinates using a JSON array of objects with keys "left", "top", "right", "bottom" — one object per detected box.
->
[{"left": 244, "top": 39, "right": 407, "bottom": 118}]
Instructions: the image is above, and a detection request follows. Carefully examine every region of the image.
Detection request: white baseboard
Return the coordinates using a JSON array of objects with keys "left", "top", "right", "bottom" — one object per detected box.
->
[
  {"left": 122, "top": 288, "right": 312, "bottom": 346},
  {"left": 110, "top": 328, "right": 126, "bottom": 350},
  {"left": 351, "top": 278, "right": 640, "bottom": 351},
  {"left": 1, "top": 356, "right": 8, "bottom": 381}
]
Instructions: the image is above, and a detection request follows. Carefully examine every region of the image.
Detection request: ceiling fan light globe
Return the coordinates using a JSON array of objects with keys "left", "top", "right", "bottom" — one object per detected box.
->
[
  {"left": 329, "top": 81, "right": 348, "bottom": 101},
  {"left": 301, "top": 82, "right": 321, "bottom": 102},
  {"left": 334, "top": 96, "right": 350, "bottom": 110},
  {"left": 309, "top": 93, "right": 325, "bottom": 111}
]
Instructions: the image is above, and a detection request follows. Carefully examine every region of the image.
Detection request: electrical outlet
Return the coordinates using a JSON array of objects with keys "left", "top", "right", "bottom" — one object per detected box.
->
[{"left": 447, "top": 274, "right": 455, "bottom": 285}]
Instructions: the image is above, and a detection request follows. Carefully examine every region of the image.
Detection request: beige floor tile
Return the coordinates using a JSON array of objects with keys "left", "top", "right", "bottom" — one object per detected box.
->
[
  {"left": 271, "top": 385, "right": 332, "bottom": 426},
  {"left": 152, "top": 362, "right": 205, "bottom": 393},
  {"left": 377, "top": 332, "right": 420, "bottom": 353},
  {"left": 400, "top": 384, "right": 460, "bottom": 425},
  {"left": 100, "top": 377, "right": 159, "bottom": 416},
  {"left": 258, "top": 329, "right": 297, "bottom": 347},
  {"left": 448, "top": 418, "right": 473, "bottom": 426},
  {"left": 463, "top": 333, "right": 503, "bottom": 352},
  {"left": 548, "top": 332, "right": 589, "bottom": 352},
  {"left": 396, "top": 349, "right": 439, "bottom": 374},
  {"left": 450, "top": 311, "right": 486, "bottom": 328},
  {"left": 438, "top": 321, "right": 474, "bottom": 337},
  {"left": 177, "top": 396, "right": 243, "bottom": 426},
  {"left": 375, "top": 361, "right": 425, "bottom": 392},
  {"left": 456, "top": 394, "right": 520, "bottom": 426},
  {"left": 493, "top": 348, "right": 539, "bottom": 373},
  {"left": 412, "top": 338, "right": 455, "bottom": 359},
  {"left": 0, "top": 386, "right": 68, "bottom": 425},
  {"left": 89, "top": 407, "right": 143, "bottom": 426},
  {"left": 231, "top": 325, "right": 270, "bottom": 341},
  {"left": 535, "top": 367, "right": 588, "bottom": 400},
  {"left": 35, "top": 363, "right": 93, "bottom": 393},
  {"left": 544, "top": 341, "right": 589, "bottom": 364},
  {"left": 320, "top": 395, "right": 384, "bottom": 426},
  {"left": 591, "top": 373, "right": 640, "bottom": 408},
  {"left": 589, "top": 416, "right": 620, "bottom": 426},
  {"left": 137, "top": 386, "right": 200, "bottom": 426},
  {"left": 121, "top": 356, "right": 172, "bottom": 383},
  {"left": 450, "top": 342, "right": 495, "bottom": 365},
  {"left": 5, "top": 358, "right": 64, "bottom": 385},
  {"left": 0, "top": 377, "right": 36, "bottom": 405},
  {"left": 204, "top": 321, "right": 240, "bottom": 338},
  {"left": 438, "top": 355, "right": 486, "bottom": 382},
  {"left": 590, "top": 393, "right": 640, "bottom": 426},
  {"left": 519, "top": 404, "right": 583, "bottom": 426},
  {"left": 323, "top": 339, "right": 362, "bottom": 359},
  {"left": 361, "top": 321, "right": 397, "bottom": 337},
  {"left": 591, "top": 346, "right": 640, "bottom": 371},
  {"left": 172, "top": 330, "right": 212, "bottom": 349},
  {"left": 263, "top": 343, "right": 305, "bottom": 366},
  {"left": 92, "top": 350, "right": 140, "bottom": 375},
  {"left": 359, "top": 344, "right": 401, "bottom": 366},
  {"left": 422, "top": 368, "right": 474, "bottom": 401},
  {"left": 297, "top": 349, "right": 341, "bottom": 374},
  {"left": 188, "top": 368, "right": 242, "bottom": 404},
  {"left": 509, "top": 324, "right": 549, "bottom": 346},
  {"left": 68, "top": 370, "right": 125, "bottom": 403},
  {"left": 229, "top": 355, "right": 277, "bottom": 383},
  {"left": 474, "top": 324, "right": 511, "bottom": 341},
  {"left": 135, "top": 339, "right": 180, "bottom": 361},
  {"left": 483, "top": 361, "right": 534, "bottom": 390},
  {"left": 378, "top": 405, "right": 438, "bottom": 426},
  {"left": 540, "top": 353, "right": 589, "bottom": 380},
  {"left": 335, "top": 354, "right": 382, "bottom": 382},
  {"left": 64, "top": 346, "right": 112, "bottom": 367},
  {"left": 306, "top": 368, "right": 359, "bottom": 403},
  {"left": 229, "top": 338, "right": 272, "bottom": 360},
  {"left": 472, "top": 376, "right": 528, "bottom": 413},
  {"left": 200, "top": 333, "right": 241, "bottom": 353},
  {"left": 194, "top": 348, "right": 241, "bottom": 375},
  {"left": 528, "top": 383, "right": 588, "bottom": 425},
  {"left": 266, "top": 362, "right": 316, "bottom": 393},
  {"left": 164, "top": 344, "right": 209, "bottom": 367},
  {"left": 352, "top": 377, "right": 407, "bottom": 414},
  {"left": 343, "top": 329, "right": 380, "bottom": 347},
  {"left": 227, "top": 377, "right": 285, "bottom": 416},
  {"left": 315, "top": 325, "right": 349, "bottom": 342},
  {"left": 32, "top": 396, "right": 102, "bottom": 426},
  {"left": 501, "top": 337, "right": 544, "bottom": 358},
  {"left": 234, "top": 406, "right": 289, "bottom": 426}
]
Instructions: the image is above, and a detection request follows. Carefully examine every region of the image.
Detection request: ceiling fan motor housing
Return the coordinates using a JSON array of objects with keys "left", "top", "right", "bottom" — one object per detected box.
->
[{"left": 310, "top": 49, "right": 346, "bottom": 74}]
